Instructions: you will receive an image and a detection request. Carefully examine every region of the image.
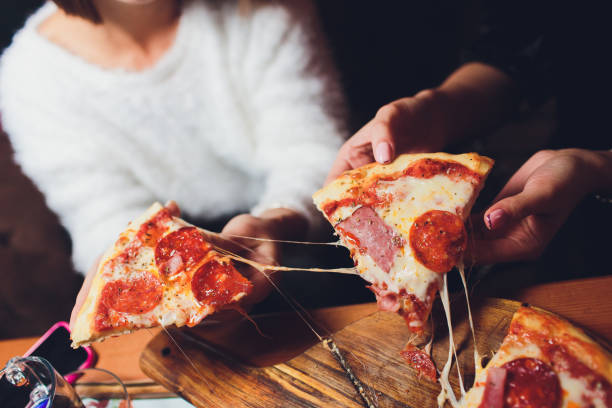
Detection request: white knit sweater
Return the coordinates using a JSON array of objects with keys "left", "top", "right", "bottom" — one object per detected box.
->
[{"left": 0, "top": 0, "right": 345, "bottom": 274}]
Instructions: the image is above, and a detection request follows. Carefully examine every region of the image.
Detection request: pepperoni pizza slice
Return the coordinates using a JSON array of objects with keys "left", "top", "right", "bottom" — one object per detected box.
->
[
  {"left": 461, "top": 306, "right": 612, "bottom": 408},
  {"left": 71, "top": 203, "right": 252, "bottom": 347},
  {"left": 313, "top": 152, "right": 494, "bottom": 333}
]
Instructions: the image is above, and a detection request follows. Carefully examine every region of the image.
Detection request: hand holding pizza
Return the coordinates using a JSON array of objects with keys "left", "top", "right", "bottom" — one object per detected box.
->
[
  {"left": 325, "top": 63, "right": 518, "bottom": 185},
  {"left": 220, "top": 208, "right": 308, "bottom": 306},
  {"left": 325, "top": 90, "right": 448, "bottom": 184},
  {"left": 472, "top": 149, "right": 612, "bottom": 264}
]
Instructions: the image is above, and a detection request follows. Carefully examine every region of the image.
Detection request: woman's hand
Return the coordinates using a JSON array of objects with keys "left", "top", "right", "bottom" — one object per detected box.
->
[
  {"left": 471, "top": 149, "right": 612, "bottom": 264},
  {"left": 325, "top": 90, "right": 448, "bottom": 184},
  {"left": 220, "top": 208, "right": 308, "bottom": 305},
  {"left": 325, "top": 63, "right": 519, "bottom": 185}
]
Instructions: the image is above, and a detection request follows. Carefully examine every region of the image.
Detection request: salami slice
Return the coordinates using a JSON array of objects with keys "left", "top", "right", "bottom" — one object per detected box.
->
[
  {"left": 336, "top": 206, "right": 402, "bottom": 273},
  {"left": 409, "top": 210, "right": 466, "bottom": 273},
  {"left": 191, "top": 260, "right": 252, "bottom": 307},
  {"left": 101, "top": 273, "right": 163, "bottom": 315},
  {"left": 501, "top": 358, "right": 561, "bottom": 408},
  {"left": 155, "top": 227, "right": 211, "bottom": 276},
  {"left": 478, "top": 367, "right": 507, "bottom": 408}
]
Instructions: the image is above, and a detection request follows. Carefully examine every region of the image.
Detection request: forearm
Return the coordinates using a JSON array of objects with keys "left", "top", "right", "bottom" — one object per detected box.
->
[
  {"left": 428, "top": 62, "right": 520, "bottom": 145},
  {"left": 573, "top": 149, "right": 612, "bottom": 195}
]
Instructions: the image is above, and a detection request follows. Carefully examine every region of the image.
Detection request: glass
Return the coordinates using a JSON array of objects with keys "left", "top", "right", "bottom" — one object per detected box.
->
[{"left": 1, "top": 356, "right": 131, "bottom": 408}]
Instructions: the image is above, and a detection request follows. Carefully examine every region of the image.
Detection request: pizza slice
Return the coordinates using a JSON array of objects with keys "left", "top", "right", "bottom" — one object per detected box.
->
[
  {"left": 313, "top": 152, "right": 493, "bottom": 333},
  {"left": 71, "top": 203, "right": 252, "bottom": 347},
  {"left": 461, "top": 306, "right": 612, "bottom": 408}
]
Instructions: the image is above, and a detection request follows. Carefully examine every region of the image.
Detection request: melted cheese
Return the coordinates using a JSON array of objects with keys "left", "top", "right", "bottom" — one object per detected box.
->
[
  {"left": 458, "top": 264, "right": 483, "bottom": 381},
  {"left": 438, "top": 274, "right": 460, "bottom": 408}
]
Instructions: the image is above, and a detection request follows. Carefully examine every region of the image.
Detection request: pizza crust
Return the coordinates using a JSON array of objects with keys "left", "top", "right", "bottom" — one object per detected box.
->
[
  {"left": 71, "top": 203, "right": 167, "bottom": 347},
  {"left": 313, "top": 152, "right": 494, "bottom": 214}
]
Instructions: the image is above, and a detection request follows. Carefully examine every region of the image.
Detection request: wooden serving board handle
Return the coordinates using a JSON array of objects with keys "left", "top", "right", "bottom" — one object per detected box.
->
[{"left": 139, "top": 297, "right": 521, "bottom": 407}]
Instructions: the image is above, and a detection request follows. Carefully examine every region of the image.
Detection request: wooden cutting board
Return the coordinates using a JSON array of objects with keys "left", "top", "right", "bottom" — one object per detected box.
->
[{"left": 139, "top": 297, "right": 532, "bottom": 407}]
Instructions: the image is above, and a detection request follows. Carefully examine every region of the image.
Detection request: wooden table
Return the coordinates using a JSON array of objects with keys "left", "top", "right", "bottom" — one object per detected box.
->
[{"left": 1, "top": 275, "right": 611, "bottom": 399}]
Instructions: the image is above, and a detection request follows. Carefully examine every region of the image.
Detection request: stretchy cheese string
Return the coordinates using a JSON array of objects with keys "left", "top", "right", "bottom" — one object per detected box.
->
[
  {"left": 210, "top": 233, "right": 377, "bottom": 407},
  {"left": 218, "top": 232, "right": 343, "bottom": 247},
  {"left": 203, "top": 229, "right": 356, "bottom": 275},
  {"left": 458, "top": 263, "right": 483, "bottom": 382},
  {"left": 214, "top": 245, "right": 359, "bottom": 276},
  {"left": 437, "top": 274, "right": 460, "bottom": 408}
]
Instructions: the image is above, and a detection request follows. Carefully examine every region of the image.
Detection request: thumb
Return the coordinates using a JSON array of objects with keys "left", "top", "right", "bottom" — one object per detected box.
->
[{"left": 484, "top": 188, "right": 550, "bottom": 230}]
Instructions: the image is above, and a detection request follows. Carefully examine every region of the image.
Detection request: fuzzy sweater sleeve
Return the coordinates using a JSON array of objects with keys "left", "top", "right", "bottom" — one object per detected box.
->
[
  {"left": 225, "top": 0, "right": 347, "bottom": 231},
  {"left": 0, "top": 84, "right": 155, "bottom": 274}
]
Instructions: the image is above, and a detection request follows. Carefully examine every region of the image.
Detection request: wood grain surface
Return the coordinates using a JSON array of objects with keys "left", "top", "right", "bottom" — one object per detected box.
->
[
  {"left": 499, "top": 276, "right": 612, "bottom": 342},
  {"left": 140, "top": 297, "right": 524, "bottom": 407},
  {"left": 2, "top": 277, "right": 611, "bottom": 402}
]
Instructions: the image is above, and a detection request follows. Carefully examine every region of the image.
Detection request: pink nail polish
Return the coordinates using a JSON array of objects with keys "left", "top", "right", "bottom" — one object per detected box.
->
[
  {"left": 487, "top": 209, "right": 507, "bottom": 230},
  {"left": 374, "top": 142, "right": 392, "bottom": 163}
]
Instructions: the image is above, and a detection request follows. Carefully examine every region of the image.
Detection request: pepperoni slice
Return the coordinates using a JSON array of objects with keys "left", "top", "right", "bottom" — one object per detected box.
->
[
  {"left": 501, "top": 358, "right": 561, "bottom": 408},
  {"left": 400, "top": 344, "right": 437, "bottom": 381},
  {"left": 101, "top": 273, "right": 163, "bottom": 314},
  {"left": 191, "top": 260, "right": 252, "bottom": 307},
  {"left": 409, "top": 210, "right": 466, "bottom": 273},
  {"left": 155, "top": 227, "right": 212, "bottom": 276}
]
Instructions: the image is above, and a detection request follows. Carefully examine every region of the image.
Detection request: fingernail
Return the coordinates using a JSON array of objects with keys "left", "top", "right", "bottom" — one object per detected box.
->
[
  {"left": 486, "top": 209, "right": 507, "bottom": 230},
  {"left": 374, "top": 142, "right": 392, "bottom": 163}
]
